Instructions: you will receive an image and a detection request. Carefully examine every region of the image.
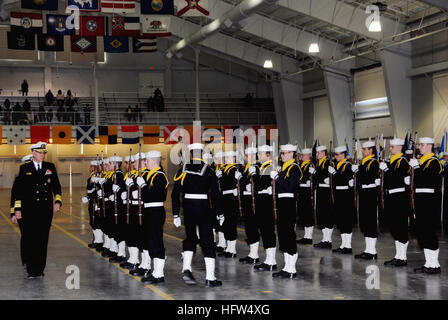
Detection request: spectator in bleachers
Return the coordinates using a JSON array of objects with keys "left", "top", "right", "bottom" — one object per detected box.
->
[
  {"left": 3, "top": 100, "right": 11, "bottom": 125},
  {"left": 67, "top": 105, "right": 75, "bottom": 124},
  {"left": 65, "top": 90, "right": 75, "bottom": 107},
  {"left": 21, "top": 80, "right": 28, "bottom": 96},
  {"left": 56, "top": 90, "right": 64, "bottom": 107},
  {"left": 155, "top": 94, "right": 164, "bottom": 112},
  {"left": 45, "top": 90, "right": 55, "bottom": 106},
  {"left": 23, "top": 99, "right": 31, "bottom": 112},
  {"left": 57, "top": 105, "right": 65, "bottom": 122},
  {"left": 154, "top": 88, "right": 162, "bottom": 98},
  {"left": 73, "top": 106, "right": 81, "bottom": 125},
  {"left": 126, "top": 105, "right": 133, "bottom": 122},
  {"left": 46, "top": 107, "right": 53, "bottom": 122},
  {"left": 12, "top": 102, "right": 21, "bottom": 125},
  {"left": 38, "top": 105, "right": 46, "bottom": 122},
  {"left": 147, "top": 95, "right": 155, "bottom": 112},
  {"left": 134, "top": 104, "right": 142, "bottom": 122},
  {"left": 83, "top": 104, "right": 91, "bottom": 125},
  {"left": 245, "top": 92, "right": 253, "bottom": 108}
]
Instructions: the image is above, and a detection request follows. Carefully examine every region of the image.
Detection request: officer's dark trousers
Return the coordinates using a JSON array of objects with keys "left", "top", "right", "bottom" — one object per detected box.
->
[
  {"left": 334, "top": 189, "right": 354, "bottom": 234},
  {"left": 256, "top": 195, "right": 276, "bottom": 249},
  {"left": 143, "top": 207, "right": 166, "bottom": 259},
  {"left": 415, "top": 193, "right": 439, "bottom": 250},
  {"left": 17, "top": 219, "right": 26, "bottom": 265},
  {"left": 126, "top": 206, "right": 143, "bottom": 248},
  {"left": 297, "top": 187, "right": 314, "bottom": 227},
  {"left": 90, "top": 201, "right": 103, "bottom": 230},
  {"left": 359, "top": 188, "right": 378, "bottom": 238},
  {"left": 385, "top": 192, "right": 409, "bottom": 244},
  {"left": 104, "top": 202, "right": 115, "bottom": 238},
  {"left": 182, "top": 199, "right": 216, "bottom": 258},
  {"left": 316, "top": 187, "right": 334, "bottom": 229},
  {"left": 21, "top": 207, "right": 53, "bottom": 276},
  {"left": 242, "top": 195, "right": 260, "bottom": 245},
  {"left": 222, "top": 194, "right": 238, "bottom": 241},
  {"left": 277, "top": 198, "right": 297, "bottom": 255},
  {"left": 114, "top": 210, "right": 127, "bottom": 244}
]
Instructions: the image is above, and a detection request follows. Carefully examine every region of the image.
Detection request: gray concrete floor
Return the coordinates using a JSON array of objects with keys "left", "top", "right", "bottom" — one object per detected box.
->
[{"left": 1, "top": 187, "right": 448, "bottom": 300}]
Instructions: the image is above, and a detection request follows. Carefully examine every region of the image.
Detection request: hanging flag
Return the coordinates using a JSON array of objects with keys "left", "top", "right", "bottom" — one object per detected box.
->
[
  {"left": 67, "top": 0, "right": 100, "bottom": 12},
  {"left": 111, "top": 16, "right": 140, "bottom": 36},
  {"left": 52, "top": 125, "right": 72, "bottom": 144},
  {"left": 440, "top": 129, "right": 447, "bottom": 159},
  {"left": 21, "top": 0, "right": 58, "bottom": 10},
  {"left": 30, "top": 125, "right": 50, "bottom": 143},
  {"left": 37, "top": 34, "right": 64, "bottom": 51},
  {"left": 7, "top": 31, "right": 35, "bottom": 50},
  {"left": 0, "top": 126, "right": 2, "bottom": 145},
  {"left": 141, "top": 15, "right": 171, "bottom": 37},
  {"left": 47, "top": 15, "right": 75, "bottom": 35},
  {"left": 141, "top": 0, "right": 174, "bottom": 14},
  {"left": 103, "top": 36, "right": 129, "bottom": 53},
  {"left": 79, "top": 16, "right": 106, "bottom": 36},
  {"left": 344, "top": 138, "right": 350, "bottom": 157},
  {"left": 10, "top": 12, "right": 43, "bottom": 33},
  {"left": 132, "top": 37, "right": 157, "bottom": 52},
  {"left": 176, "top": 0, "right": 209, "bottom": 16},
  {"left": 162, "top": 125, "right": 178, "bottom": 144},
  {"left": 121, "top": 125, "right": 140, "bottom": 144},
  {"left": 76, "top": 125, "right": 95, "bottom": 144},
  {"left": 143, "top": 125, "right": 160, "bottom": 144},
  {"left": 71, "top": 35, "right": 97, "bottom": 52},
  {"left": 99, "top": 125, "right": 117, "bottom": 144},
  {"left": 101, "top": 0, "right": 135, "bottom": 13},
  {"left": 356, "top": 139, "right": 363, "bottom": 161},
  {"left": 5, "top": 126, "right": 26, "bottom": 145},
  {"left": 202, "top": 125, "right": 221, "bottom": 143}
]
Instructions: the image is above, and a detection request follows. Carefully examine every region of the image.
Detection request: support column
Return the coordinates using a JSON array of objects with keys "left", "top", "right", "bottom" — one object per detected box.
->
[
  {"left": 194, "top": 47, "right": 200, "bottom": 121},
  {"left": 164, "top": 56, "right": 172, "bottom": 98},
  {"left": 381, "top": 46, "right": 413, "bottom": 137},
  {"left": 93, "top": 59, "right": 99, "bottom": 129}
]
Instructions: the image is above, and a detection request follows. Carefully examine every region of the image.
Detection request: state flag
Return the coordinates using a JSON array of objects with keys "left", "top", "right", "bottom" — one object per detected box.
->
[
  {"left": 76, "top": 126, "right": 95, "bottom": 144},
  {"left": 47, "top": 15, "right": 75, "bottom": 35},
  {"left": 79, "top": 16, "right": 105, "bottom": 36},
  {"left": 10, "top": 12, "right": 43, "bottom": 34},
  {"left": 143, "top": 125, "right": 160, "bottom": 144},
  {"left": 99, "top": 125, "right": 117, "bottom": 144},
  {"left": 21, "top": 0, "right": 58, "bottom": 10},
  {"left": 37, "top": 34, "right": 64, "bottom": 51},
  {"left": 7, "top": 31, "right": 35, "bottom": 50},
  {"left": 141, "top": 15, "right": 171, "bottom": 37},
  {"left": 104, "top": 36, "right": 129, "bottom": 53},
  {"left": 140, "top": 0, "right": 174, "bottom": 14},
  {"left": 52, "top": 125, "right": 72, "bottom": 144},
  {"left": 71, "top": 35, "right": 97, "bottom": 52},
  {"left": 101, "top": 0, "right": 135, "bottom": 13},
  {"left": 30, "top": 125, "right": 50, "bottom": 143},
  {"left": 111, "top": 16, "right": 140, "bottom": 36},
  {"left": 202, "top": 125, "right": 221, "bottom": 143},
  {"left": 176, "top": 0, "right": 209, "bottom": 16},
  {"left": 132, "top": 37, "right": 156, "bottom": 53},
  {"left": 5, "top": 126, "right": 26, "bottom": 145},
  {"left": 67, "top": 0, "right": 100, "bottom": 12},
  {"left": 121, "top": 125, "right": 140, "bottom": 144}
]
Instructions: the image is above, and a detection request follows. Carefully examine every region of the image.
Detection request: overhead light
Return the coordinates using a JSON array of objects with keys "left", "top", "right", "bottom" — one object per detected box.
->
[
  {"left": 368, "top": 19, "right": 382, "bottom": 32},
  {"left": 308, "top": 42, "right": 319, "bottom": 53},
  {"left": 263, "top": 59, "right": 273, "bottom": 69}
]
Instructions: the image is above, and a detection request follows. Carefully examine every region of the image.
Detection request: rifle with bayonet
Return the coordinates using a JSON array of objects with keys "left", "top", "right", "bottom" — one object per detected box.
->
[
  {"left": 126, "top": 148, "right": 132, "bottom": 224},
  {"left": 329, "top": 140, "right": 335, "bottom": 204},
  {"left": 113, "top": 153, "right": 118, "bottom": 225},
  {"left": 272, "top": 141, "right": 278, "bottom": 221},
  {"left": 410, "top": 131, "right": 418, "bottom": 210},
  {"left": 137, "top": 144, "right": 143, "bottom": 226},
  {"left": 101, "top": 151, "right": 106, "bottom": 217}
]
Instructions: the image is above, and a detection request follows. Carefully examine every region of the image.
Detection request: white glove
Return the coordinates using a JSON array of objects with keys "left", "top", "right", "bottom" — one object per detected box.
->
[
  {"left": 379, "top": 162, "right": 388, "bottom": 171},
  {"left": 216, "top": 169, "right": 222, "bottom": 179},
  {"left": 409, "top": 158, "right": 419, "bottom": 169},
  {"left": 249, "top": 166, "right": 256, "bottom": 175},
  {"left": 81, "top": 196, "right": 88, "bottom": 204},
  {"left": 328, "top": 166, "right": 336, "bottom": 175},
  {"left": 324, "top": 177, "right": 330, "bottom": 185},
  {"left": 136, "top": 176, "right": 146, "bottom": 188},
  {"left": 132, "top": 190, "right": 138, "bottom": 199},
  {"left": 98, "top": 177, "right": 106, "bottom": 185},
  {"left": 112, "top": 184, "right": 120, "bottom": 193},
  {"left": 267, "top": 186, "right": 273, "bottom": 195},
  {"left": 97, "top": 190, "right": 103, "bottom": 198},
  {"left": 404, "top": 176, "right": 410, "bottom": 185},
  {"left": 91, "top": 176, "right": 98, "bottom": 183},
  {"left": 270, "top": 170, "right": 278, "bottom": 180},
  {"left": 246, "top": 184, "right": 252, "bottom": 192},
  {"left": 218, "top": 215, "right": 225, "bottom": 226},
  {"left": 375, "top": 178, "right": 381, "bottom": 186},
  {"left": 173, "top": 216, "right": 181, "bottom": 228},
  {"left": 125, "top": 177, "right": 134, "bottom": 187},
  {"left": 233, "top": 189, "right": 238, "bottom": 196},
  {"left": 121, "top": 192, "right": 127, "bottom": 200},
  {"left": 349, "top": 179, "right": 354, "bottom": 187},
  {"left": 235, "top": 171, "right": 242, "bottom": 180},
  {"left": 305, "top": 180, "right": 311, "bottom": 187},
  {"left": 352, "top": 164, "right": 359, "bottom": 173},
  {"left": 309, "top": 167, "right": 316, "bottom": 175}
]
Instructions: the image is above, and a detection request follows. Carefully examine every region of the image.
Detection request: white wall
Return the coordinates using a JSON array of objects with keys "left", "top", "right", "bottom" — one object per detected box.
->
[
  {"left": 433, "top": 72, "right": 448, "bottom": 143},
  {"left": 313, "top": 96, "right": 334, "bottom": 147}
]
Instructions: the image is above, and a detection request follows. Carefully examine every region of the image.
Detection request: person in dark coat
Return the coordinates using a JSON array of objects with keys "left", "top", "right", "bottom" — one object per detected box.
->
[
  {"left": 21, "top": 80, "right": 28, "bottom": 96},
  {"left": 45, "top": 90, "right": 55, "bottom": 106}
]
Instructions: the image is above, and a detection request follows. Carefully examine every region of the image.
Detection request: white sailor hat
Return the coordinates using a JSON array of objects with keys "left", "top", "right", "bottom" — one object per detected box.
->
[
  {"left": 21, "top": 154, "right": 33, "bottom": 162},
  {"left": 188, "top": 143, "right": 204, "bottom": 151},
  {"left": 405, "top": 149, "right": 413, "bottom": 155},
  {"left": 90, "top": 160, "right": 98, "bottom": 166},
  {"left": 316, "top": 145, "right": 327, "bottom": 152},
  {"left": 102, "top": 158, "right": 110, "bottom": 164},
  {"left": 390, "top": 138, "right": 405, "bottom": 146},
  {"left": 258, "top": 145, "right": 273, "bottom": 152},
  {"left": 203, "top": 153, "right": 213, "bottom": 160},
  {"left": 280, "top": 144, "right": 298, "bottom": 152},
  {"left": 224, "top": 151, "right": 236, "bottom": 157},
  {"left": 134, "top": 152, "right": 146, "bottom": 160},
  {"left": 245, "top": 147, "right": 257, "bottom": 154},
  {"left": 362, "top": 141, "right": 375, "bottom": 148},
  {"left": 146, "top": 150, "right": 161, "bottom": 158},
  {"left": 29, "top": 141, "right": 47, "bottom": 153},
  {"left": 420, "top": 137, "right": 435, "bottom": 144},
  {"left": 109, "top": 156, "right": 123, "bottom": 163},
  {"left": 334, "top": 146, "right": 346, "bottom": 153},
  {"left": 125, "top": 155, "right": 135, "bottom": 162},
  {"left": 214, "top": 151, "right": 223, "bottom": 158},
  {"left": 301, "top": 148, "right": 312, "bottom": 154}
]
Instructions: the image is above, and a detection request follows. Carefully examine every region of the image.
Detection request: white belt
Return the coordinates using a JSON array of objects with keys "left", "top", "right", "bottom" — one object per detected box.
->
[
  {"left": 362, "top": 184, "right": 377, "bottom": 189},
  {"left": 299, "top": 183, "right": 310, "bottom": 188},
  {"left": 258, "top": 189, "right": 271, "bottom": 195},
  {"left": 223, "top": 188, "right": 237, "bottom": 195},
  {"left": 109, "top": 195, "right": 115, "bottom": 201},
  {"left": 123, "top": 200, "right": 127, "bottom": 205},
  {"left": 318, "top": 184, "right": 330, "bottom": 188},
  {"left": 104, "top": 198, "right": 109, "bottom": 202},
  {"left": 131, "top": 200, "right": 139, "bottom": 205},
  {"left": 335, "top": 186, "right": 349, "bottom": 190},
  {"left": 415, "top": 188, "right": 435, "bottom": 194},
  {"left": 87, "top": 189, "right": 94, "bottom": 194},
  {"left": 278, "top": 193, "right": 294, "bottom": 198},
  {"left": 388, "top": 187, "right": 405, "bottom": 194},
  {"left": 243, "top": 191, "right": 252, "bottom": 196},
  {"left": 185, "top": 193, "right": 208, "bottom": 199},
  {"left": 143, "top": 202, "right": 164, "bottom": 208}
]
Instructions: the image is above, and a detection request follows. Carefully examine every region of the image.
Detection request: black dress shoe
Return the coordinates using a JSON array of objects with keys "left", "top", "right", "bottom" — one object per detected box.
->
[
  {"left": 239, "top": 256, "right": 259, "bottom": 264},
  {"left": 332, "top": 247, "right": 344, "bottom": 253},
  {"left": 95, "top": 245, "right": 103, "bottom": 252},
  {"left": 216, "top": 246, "right": 225, "bottom": 253},
  {"left": 384, "top": 258, "right": 398, "bottom": 266},
  {"left": 354, "top": 252, "right": 378, "bottom": 260},
  {"left": 141, "top": 274, "right": 165, "bottom": 284},
  {"left": 104, "top": 251, "right": 117, "bottom": 258},
  {"left": 297, "top": 238, "right": 313, "bottom": 245},
  {"left": 130, "top": 267, "right": 149, "bottom": 276},
  {"left": 254, "top": 263, "right": 277, "bottom": 271},
  {"left": 205, "top": 279, "right": 222, "bottom": 287},
  {"left": 109, "top": 256, "right": 127, "bottom": 263},
  {"left": 394, "top": 259, "right": 407, "bottom": 267},
  {"left": 341, "top": 248, "right": 352, "bottom": 254},
  {"left": 120, "top": 262, "right": 138, "bottom": 270},
  {"left": 99, "top": 246, "right": 109, "bottom": 253},
  {"left": 220, "top": 252, "right": 237, "bottom": 258},
  {"left": 27, "top": 274, "right": 44, "bottom": 279},
  {"left": 313, "top": 241, "right": 332, "bottom": 249},
  {"left": 272, "top": 270, "right": 297, "bottom": 279},
  {"left": 414, "top": 266, "right": 441, "bottom": 274},
  {"left": 101, "top": 249, "right": 112, "bottom": 257},
  {"left": 182, "top": 270, "right": 197, "bottom": 285},
  {"left": 88, "top": 243, "right": 96, "bottom": 248}
]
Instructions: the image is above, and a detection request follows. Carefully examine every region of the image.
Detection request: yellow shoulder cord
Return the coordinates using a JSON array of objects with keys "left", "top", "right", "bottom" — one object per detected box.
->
[
  {"left": 146, "top": 166, "right": 161, "bottom": 184},
  {"left": 174, "top": 172, "right": 187, "bottom": 186},
  {"left": 342, "top": 163, "right": 348, "bottom": 173},
  {"left": 224, "top": 164, "right": 236, "bottom": 174}
]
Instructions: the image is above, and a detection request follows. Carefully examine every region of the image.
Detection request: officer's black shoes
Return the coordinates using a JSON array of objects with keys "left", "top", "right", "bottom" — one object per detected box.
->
[
  {"left": 354, "top": 252, "right": 378, "bottom": 260},
  {"left": 99, "top": 246, "right": 109, "bottom": 253},
  {"left": 88, "top": 242, "right": 96, "bottom": 248},
  {"left": 109, "top": 256, "right": 127, "bottom": 263},
  {"left": 272, "top": 270, "right": 297, "bottom": 279},
  {"left": 216, "top": 246, "right": 225, "bottom": 253},
  {"left": 254, "top": 263, "right": 277, "bottom": 271},
  {"left": 414, "top": 266, "right": 441, "bottom": 274},
  {"left": 182, "top": 270, "right": 197, "bottom": 285},
  {"left": 297, "top": 238, "right": 313, "bottom": 245},
  {"left": 239, "top": 256, "right": 259, "bottom": 264},
  {"left": 205, "top": 279, "right": 222, "bottom": 287},
  {"left": 332, "top": 248, "right": 353, "bottom": 254},
  {"left": 101, "top": 249, "right": 112, "bottom": 257},
  {"left": 394, "top": 259, "right": 407, "bottom": 267},
  {"left": 120, "top": 262, "right": 138, "bottom": 270},
  {"left": 219, "top": 252, "right": 237, "bottom": 258},
  {"left": 94, "top": 243, "right": 103, "bottom": 250},
  {"left": 313, "top": 241, "right": 332, "bottom": 249},
  {"left": 332, "top": 248, "right": 344, "bottom": 253},
  {"left": 27, "top": 273, "right": 44, "bottom": 279},
  {"left": 105, "top": 251, "right": 118, "bottom": 259},
  {"left": 384, "top": 258, "right": 398, "bottom": 266},
  {"left": 130, "top": 267, "right": 149, "bottom": 276},
  {"left": 141, "top": 274, "right": 164, "bottom": 284}
]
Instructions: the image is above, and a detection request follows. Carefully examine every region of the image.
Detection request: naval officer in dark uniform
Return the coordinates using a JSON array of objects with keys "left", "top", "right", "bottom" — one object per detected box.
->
[{"left": 13, "top": 142, "right": 62, "bottom": 278}]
